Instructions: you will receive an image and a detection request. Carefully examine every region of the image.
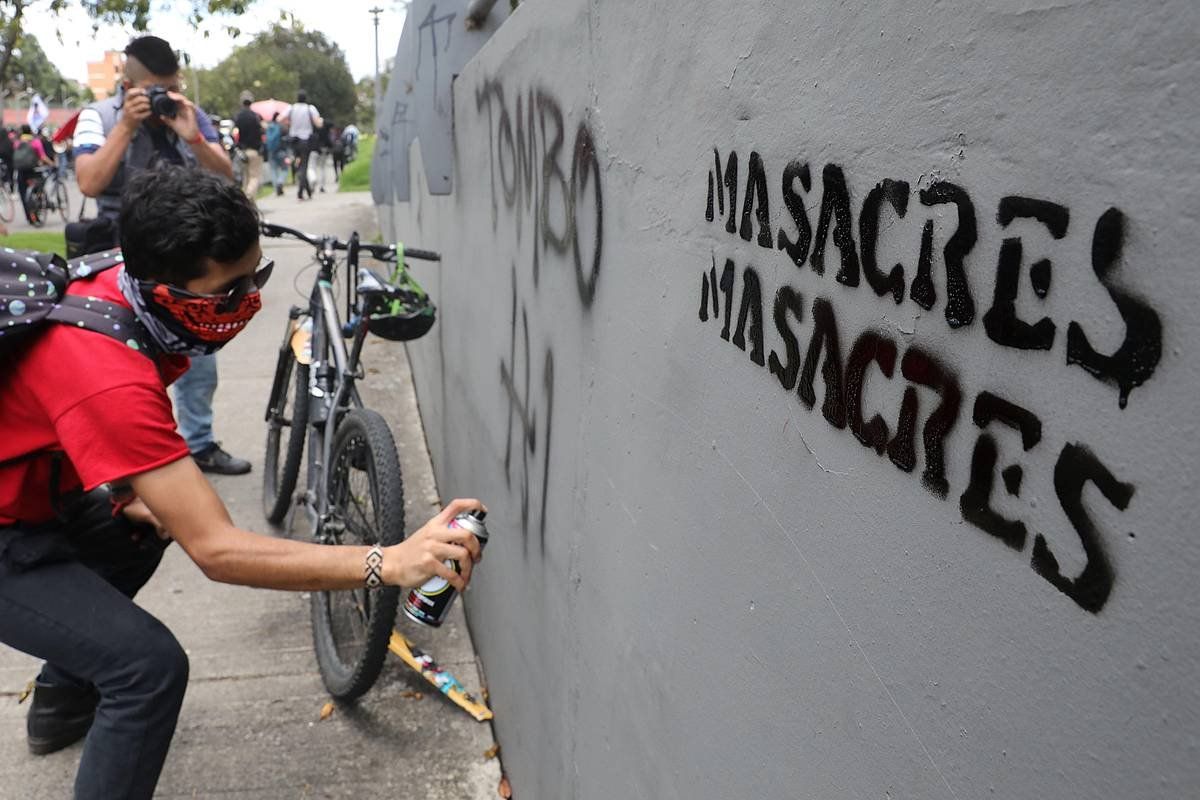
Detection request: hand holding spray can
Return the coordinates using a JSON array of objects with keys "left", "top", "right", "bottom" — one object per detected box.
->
[{"left": 403, "top": 509, "right": 489, "bottom": 627}]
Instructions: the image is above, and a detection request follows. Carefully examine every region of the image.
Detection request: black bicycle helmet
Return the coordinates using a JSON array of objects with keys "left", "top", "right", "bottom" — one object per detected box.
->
[{"left": 366, "top": 299, "right": 437, "bottom": 341}]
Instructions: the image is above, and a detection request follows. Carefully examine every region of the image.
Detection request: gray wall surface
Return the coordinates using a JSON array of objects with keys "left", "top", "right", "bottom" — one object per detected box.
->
[{"left": 373, "top": 1, "right": 1200, "bottom": 797}]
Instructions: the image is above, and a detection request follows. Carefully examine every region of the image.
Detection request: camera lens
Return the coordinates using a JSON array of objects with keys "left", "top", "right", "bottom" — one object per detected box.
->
[{"left": 150, "top": 89, "right": 177, "bottom": 119}]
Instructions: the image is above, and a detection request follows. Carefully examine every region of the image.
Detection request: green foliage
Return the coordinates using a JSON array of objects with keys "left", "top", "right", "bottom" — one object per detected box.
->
[
  {"left": 195, "top": 22, "right": 357, "bottom": 124},
  {"left": 338, "top": 134, "right": 373, "bottom": 192},
  {"left": 0, "top": 1, "right": 258, "bottom": 91},
  {"left": 7, "top": 33, "right": 90, "bottom": 104}
]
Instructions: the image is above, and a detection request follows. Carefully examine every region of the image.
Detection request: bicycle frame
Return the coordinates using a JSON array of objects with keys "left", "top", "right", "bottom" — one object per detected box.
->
[{"left": 300, "top": 234, "right": 371, "bottom": 540}]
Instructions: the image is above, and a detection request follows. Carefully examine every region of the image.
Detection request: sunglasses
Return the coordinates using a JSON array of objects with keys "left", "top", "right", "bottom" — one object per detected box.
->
[{"left": 213, "top": 256, "right": 274, "bottom": 312}]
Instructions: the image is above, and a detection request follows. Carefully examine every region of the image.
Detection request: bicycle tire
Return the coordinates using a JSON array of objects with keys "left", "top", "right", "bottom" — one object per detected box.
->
[
  {"left": 262, "top": 348, "right": 309, "bottom": 525},
  {"left": 0, "top": 188, "right": 14, "bottom": 222},
  {"left": 310, "top": 408, "right": 405, "bottom": 701},
  {"left": 24, "top": 186, "right": 43, "bottom": 227},
  {"left": 52, "top": 180, "right": 69, "bottom": 223}
]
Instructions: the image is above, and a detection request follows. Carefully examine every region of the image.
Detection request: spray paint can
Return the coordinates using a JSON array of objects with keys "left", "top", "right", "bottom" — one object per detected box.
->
[{"left": 403, "top": 509, "right": 489, "bottom": 627}]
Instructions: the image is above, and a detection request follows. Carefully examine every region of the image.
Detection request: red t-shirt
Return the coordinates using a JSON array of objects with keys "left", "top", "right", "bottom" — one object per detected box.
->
[{"left": 0, "top": 267, "right": 191, "bottom": 525}]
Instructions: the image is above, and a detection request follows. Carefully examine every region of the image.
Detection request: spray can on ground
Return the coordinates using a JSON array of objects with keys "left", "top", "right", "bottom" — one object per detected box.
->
[{"left": 403, "top": 509, "right": 488, "bottom": 627}]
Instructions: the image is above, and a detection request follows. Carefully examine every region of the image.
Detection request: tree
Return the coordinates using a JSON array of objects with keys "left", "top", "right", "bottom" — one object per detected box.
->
[
  {"left": 6, "top": 32, "right": 90, "bottom": 104},
  {"left": 197, "top": 22, "right": 356, "bottom": 124},
  {"left": 0, "top": 0, "right": 256, "bottom": 93}
]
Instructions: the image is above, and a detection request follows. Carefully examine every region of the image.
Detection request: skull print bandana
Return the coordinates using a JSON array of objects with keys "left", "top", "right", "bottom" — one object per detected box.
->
[{"left": 118, "top": 266, "right": 261, "bottom": 356}]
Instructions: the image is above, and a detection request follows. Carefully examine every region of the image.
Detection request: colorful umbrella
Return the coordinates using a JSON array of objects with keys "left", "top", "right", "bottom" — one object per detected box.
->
[{"left": 249, "top": 99, "right": 291, "bottom": 122}]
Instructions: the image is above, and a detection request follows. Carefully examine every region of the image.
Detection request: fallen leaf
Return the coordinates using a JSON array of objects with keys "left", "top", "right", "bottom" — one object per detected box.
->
[
  {"left": 319, "top": 701, "right": 335, "bottom": 721},
  {"left": 401, "top": 690, "right": 423, "bottom": 700},
  {"left": 483, "top": 743, "right": 500, "bottom": 759},
  {"left": 498, "top": 775, "right": 512, "bottom": 798}
]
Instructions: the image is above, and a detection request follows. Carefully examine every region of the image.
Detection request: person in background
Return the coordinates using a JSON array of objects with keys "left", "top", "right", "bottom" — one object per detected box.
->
[
  {"left": 330, "top": 124, "right": 346, "bottom": 182},
  {"left": 341, "top": 122, "right": 360, "bottom": 161},
  {"left": 0, "top": 126, "right": 13, "bottom": 194},
  {"left": 73, "top": 34, "right": 249, "bottom": 477},
  {"left": 265, "top": 111, "right": 286, "bottom": 196},
  {"left": 14, "top": 124, "right": 55, "bottom": 223},
  {"left": 284, "top": 89, "right": 322, "bottom": 201},
  {"left": 233, "top": 91, "right": 264, "bottom": 198},
  {"left": 311, "top": 119, "right": 332, "bottom": 193}
]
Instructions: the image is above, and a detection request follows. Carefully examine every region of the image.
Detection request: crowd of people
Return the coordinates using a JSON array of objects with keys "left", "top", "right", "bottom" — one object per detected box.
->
[{"left": 228, "top": 89, "right": 360, "bottom": 200}]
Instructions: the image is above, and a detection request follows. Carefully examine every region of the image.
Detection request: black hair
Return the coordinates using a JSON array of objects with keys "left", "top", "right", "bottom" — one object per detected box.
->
[
  {"left": 124, "top": 35, "right": 179, "bottom": 77},
  {"left": 19, "top": 124, "right": 30, "bottom": 135},
  {"left": 119, "top": 167, "right": 259, "bottom": 285},
  {"left": 296, "top": 90, "right": 308, "bottom": 103}
]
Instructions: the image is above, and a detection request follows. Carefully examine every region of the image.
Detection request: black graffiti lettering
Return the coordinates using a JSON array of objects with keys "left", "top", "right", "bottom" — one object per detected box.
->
[
  {"left": 699, "top": 268, "right": 712, "bottom": 322},
  {"left": 538, "top": 95, "right": 570, "bottom": 255},
  {"left": 959, "top": 391, "right": 1042, "bottom": 551},
  {"left": 845, "top": 331, "right": 897, "bottom": 455},
  {"left": 709, "top": 149, "right": 739, "bottom": 235},
  {"left": 997, "top": 196, "right": 1069, "bottom": 238},
  {"left": 719, "top": 258, "right": 736, "bottom": 341},
  {"left": 1065, "top": 208, "right": 1162, "bottom": 409},
  {"left": 740, "top": 151, "right": 773, "bottom": 249},
  {"left": 709, "top": 261, "right": 719, "bottom": 318},
  {"left": 859, "top": 179, "right": 910, "bottom": 303},
  {"left": 798, "top": 297, "right": 847, "bottom": 428},
  {"left": 983, "top": 239, "right": 1057, "bottom": 350},
  {"left": 1031, "top": 443, "right": 1133, "bottom": 613},
  {"left": 915, "top": 182, "right": 977, "bottom": 328},
  {"left": 514, "top": 91, "right": 538, "bottom": 249},
  {"left": 571, "top": 122, "right": 603, "bottom": 306},
  {"left": 476, "top": 85, "right": 499, "bottom": 228},
  {"left": 810, "top": 164, "right": 860, "bottom": 287},
  {"left": 496, "top": 92, "right": 517, "bottom": 209},
  {"left": 896, "top": 348, "right": 961, "bottom": 497},
  {"left": 731, "top": 267, "right": 766, "bottom": 366},
  {"left": 768, "top": 286, "right": 804, "bottom": 391},
  {"left": 499, "top": 265, "right": 555, "bottom": 552},
  {"left": 776, "top": 161, "right": 812, "bottom": 269},
  {"left": 480, "top": 81, "right": 605, "bottom": 310},
  {"left": 887, "top": 387, "right": 919, "bottom": 473},
  {"left": 983, "top": 197, "right": 1068, "bottom": 350}
]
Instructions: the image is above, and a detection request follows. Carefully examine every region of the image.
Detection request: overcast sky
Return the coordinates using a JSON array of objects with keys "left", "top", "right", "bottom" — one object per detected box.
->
[{"left": 23, "top": 0, "right": 411, "bottom": 87}]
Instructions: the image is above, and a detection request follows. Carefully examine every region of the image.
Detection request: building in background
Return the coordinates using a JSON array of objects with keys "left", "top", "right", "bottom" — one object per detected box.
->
[{"left": 86, "top": 50, "right": 122, "bottom": 100}]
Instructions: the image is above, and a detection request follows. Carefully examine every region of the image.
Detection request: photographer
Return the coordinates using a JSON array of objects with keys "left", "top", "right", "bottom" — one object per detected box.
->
[
  {"left": 74, "top": 36, "right": 249, "bottom": 476},
  {"left": 0, "top": 166, "right": 483, "bottom": 800}
]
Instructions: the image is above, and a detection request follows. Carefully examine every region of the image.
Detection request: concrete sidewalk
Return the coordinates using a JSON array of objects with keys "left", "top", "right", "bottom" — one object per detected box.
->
[{"left": 0, "top": 190, "right": 501, "bottom": 798}]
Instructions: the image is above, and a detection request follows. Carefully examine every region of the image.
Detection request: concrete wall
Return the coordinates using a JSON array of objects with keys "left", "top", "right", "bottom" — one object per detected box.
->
[{"left": 374, "top": 1, "right": 1200, "bottom": 797}]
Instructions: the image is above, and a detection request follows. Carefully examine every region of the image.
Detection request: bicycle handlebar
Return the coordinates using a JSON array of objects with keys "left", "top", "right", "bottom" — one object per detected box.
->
[{"left": 259, "top": 221, "right": 441, "bottom": 262}]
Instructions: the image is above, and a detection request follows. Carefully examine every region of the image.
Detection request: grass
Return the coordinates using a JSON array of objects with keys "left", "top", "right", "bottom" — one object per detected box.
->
[
  {"left": 338, "top": 135, "right": 375, "bottom": 193},
  {"left": 0, "top": 230, "right": 66, "bottom": 254}
]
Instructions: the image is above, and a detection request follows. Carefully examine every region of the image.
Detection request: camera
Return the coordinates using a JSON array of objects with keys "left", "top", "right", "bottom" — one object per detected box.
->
[{"left": 147, "top": 86, "right": 177, "bottom": 119}]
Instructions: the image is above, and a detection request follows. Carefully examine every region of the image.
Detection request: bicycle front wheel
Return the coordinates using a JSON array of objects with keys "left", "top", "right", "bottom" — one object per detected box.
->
[
  {"left": 311, "top": 408, "right": 406, "bottom": 701},
  {"left": 262, "top": 348, "right": 309, "bottom": 525},
  {"left": 52, "top": 180, "right": 69, "bottom": 223}
]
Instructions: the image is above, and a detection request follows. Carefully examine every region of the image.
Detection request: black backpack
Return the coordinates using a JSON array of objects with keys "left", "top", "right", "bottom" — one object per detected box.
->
[
  {"left": 0, "top": 248, "right": 157, "bottom": 361},
  {"left": 13, "top": 140, "right": 36, "bottom": 171}
]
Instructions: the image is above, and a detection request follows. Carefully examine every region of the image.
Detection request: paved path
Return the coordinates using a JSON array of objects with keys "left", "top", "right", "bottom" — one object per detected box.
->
[{"left": 0, "top": 190, "right": 501, "bottom": 798}]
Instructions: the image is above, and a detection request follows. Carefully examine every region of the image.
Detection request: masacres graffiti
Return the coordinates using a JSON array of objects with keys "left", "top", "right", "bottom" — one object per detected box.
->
[{"left": 700, "top": 147, "right": 1163, "bottom": 613}]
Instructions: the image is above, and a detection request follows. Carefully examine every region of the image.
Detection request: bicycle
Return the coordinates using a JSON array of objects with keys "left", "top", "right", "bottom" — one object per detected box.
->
[
  {"left": 23, "top": 166, "right": 70, "bottom": 227},
  {"left": 259, "top": 220, "right": 439, "bottom": 700}
]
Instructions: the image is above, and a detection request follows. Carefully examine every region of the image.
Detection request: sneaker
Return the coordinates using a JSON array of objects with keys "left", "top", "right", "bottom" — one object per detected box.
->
[
  {"left": 27, "top": 681, "right": 100, "bottom": 755},
  {"left": 192, "top": 442, "right": 252, "bottom": 475}
]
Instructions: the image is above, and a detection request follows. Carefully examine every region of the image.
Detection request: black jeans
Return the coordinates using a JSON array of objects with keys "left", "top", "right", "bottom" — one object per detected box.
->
[
  {"left": 0, "top": 489, "right": 187, "bottom": 800},
  {"left": 294, "top": 138, "right": 313, "bottom": 199}
]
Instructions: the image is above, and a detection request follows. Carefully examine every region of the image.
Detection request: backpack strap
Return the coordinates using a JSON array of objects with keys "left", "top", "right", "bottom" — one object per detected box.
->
[{"left": 45, "top": 295, "right": 159, "bottom": 359}]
